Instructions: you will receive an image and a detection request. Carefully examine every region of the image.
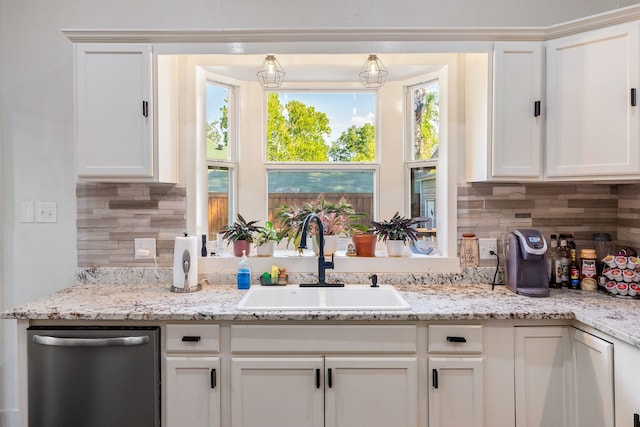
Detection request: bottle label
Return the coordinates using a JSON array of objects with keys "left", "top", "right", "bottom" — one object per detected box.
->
[
  {"left": 581, "top": 259, "right": 597, "bottom": 279},
  {"left": 570, "top": 265, "right": 580, "bottom": 289}
]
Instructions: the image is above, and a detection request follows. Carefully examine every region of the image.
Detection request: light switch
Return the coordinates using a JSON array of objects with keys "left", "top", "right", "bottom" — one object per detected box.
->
[
  {"left": 21, "top": 201, "right": 34, "bottom": 223},
  {"left": 35, "top": 202, "right": 57, "bottom": 223}
]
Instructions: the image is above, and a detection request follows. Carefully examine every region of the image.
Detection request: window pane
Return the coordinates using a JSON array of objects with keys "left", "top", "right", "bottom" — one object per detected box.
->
[
  {"left": 267, "top": 92, "right": 376, "bottom": 162},
  {"left": 412, "top": 81, "right": 439, "bottom": 161},
  {"left": 208, "top": 166, "right": 231, "bottom": 236},
  {"left": 410, "top": 166, "right": 437, "bottom": 242},
  {"left": 206, "top": 82, "right": 230, "bottom": 160},
  {"left": 267, "top": 170, "right": 374, "bottom": 226}
]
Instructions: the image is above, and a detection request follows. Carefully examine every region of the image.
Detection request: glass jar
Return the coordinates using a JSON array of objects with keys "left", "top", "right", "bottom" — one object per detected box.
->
[{"left": 459, "top": 233, "right": 479, "bottom": 268}]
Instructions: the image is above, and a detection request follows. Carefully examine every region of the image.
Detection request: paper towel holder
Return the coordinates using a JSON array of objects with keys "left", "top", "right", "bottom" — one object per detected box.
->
[{"left": 171, "top": 233, "right": 202, "bottom": 293}]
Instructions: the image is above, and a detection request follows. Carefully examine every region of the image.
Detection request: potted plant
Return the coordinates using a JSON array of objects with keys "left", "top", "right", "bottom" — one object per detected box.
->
[
  {"left": 222, "top": 214, "right": 262, "bottom": 257},
  {"left": 370, "top": 212, "right": 418, "bottom": 257},
  {"left": 351, "top": 229, "right": 378, "bottom": 257},
  {"left": 275, "top": 196, "right": 365, "bottom": 256},
  {"left": 255, "top": 221, "right": 281, "bottom": 257}
]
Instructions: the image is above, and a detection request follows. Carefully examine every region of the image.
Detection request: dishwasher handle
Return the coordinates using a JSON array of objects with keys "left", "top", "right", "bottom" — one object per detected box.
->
[{"left": 33, "top": 335, "right": 150, "bottom": 348}]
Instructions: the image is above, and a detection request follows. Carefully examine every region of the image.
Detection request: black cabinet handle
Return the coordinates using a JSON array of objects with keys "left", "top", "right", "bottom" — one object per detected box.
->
[
  {"left": 181, "top": 336, "right": 201, "bottom": 342},
  {"left": 534, "top": 100, "right": 541, "bottom": 117},
  {"left": 142, "top": 100, "right": 149, "bottom": 117},
  {"left": 432, "top": 369, "right": 438, "bottom": 389},
  {"left": 632, "top": 89, "right": 637, "bottom": 107},
  {"left": 634, "top": 413, "right": 639, "bottom": 427},
  {"left": 210, "top": 369, "right": 216, "bottom": 389},
  {"left": 446, "top": 336, "right": 467, "bottom": 343},
  {"left": 316, "top": 369, "right": 321, "bottom": 389},
  {"left": 327, "top": 368, "right": 333, "bottom": 388}
]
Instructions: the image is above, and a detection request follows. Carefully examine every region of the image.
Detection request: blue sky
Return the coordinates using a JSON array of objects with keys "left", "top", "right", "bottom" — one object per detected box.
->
[{"left": 206, "top": 84, "right": 376, "bottom": 142}]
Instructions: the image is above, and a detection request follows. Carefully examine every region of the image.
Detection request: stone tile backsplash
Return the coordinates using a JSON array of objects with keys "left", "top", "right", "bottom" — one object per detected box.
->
[
  {"left": 76, "top": 182, "right": 640, "bottom": 267},
  {"left": 77, "top": 183, "right": 187, "bottom": 267}
]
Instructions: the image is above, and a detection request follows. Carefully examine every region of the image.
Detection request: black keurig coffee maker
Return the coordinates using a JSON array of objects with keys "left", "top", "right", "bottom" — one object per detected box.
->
[{"left": 505, "top": 229, "right": 549, "bottom": 297}]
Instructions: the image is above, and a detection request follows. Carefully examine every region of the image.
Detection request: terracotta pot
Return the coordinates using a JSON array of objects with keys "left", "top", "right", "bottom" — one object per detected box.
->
[
  {"left": 352, "top": 234, "right": 377, "bottom": 257},
  {"left": 233, "top": 240, "right": 251, "bottom": 257}
]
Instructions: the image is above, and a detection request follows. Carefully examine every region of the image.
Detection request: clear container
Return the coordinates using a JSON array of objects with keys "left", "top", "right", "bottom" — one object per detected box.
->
[{"left": 459, "top": 233, "right": 479, "bottom": 268}]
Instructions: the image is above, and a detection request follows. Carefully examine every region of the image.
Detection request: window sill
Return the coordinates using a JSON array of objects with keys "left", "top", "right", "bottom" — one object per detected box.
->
[{"left": 199, "top": 250, "right": 460, "bottom": 274}]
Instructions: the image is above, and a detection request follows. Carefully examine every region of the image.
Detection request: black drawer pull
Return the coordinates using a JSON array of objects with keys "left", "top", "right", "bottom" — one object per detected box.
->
[
  {"left": 315, "top": 369, "right": 321, "bottom": 389},
  {"left": 634, "top": 413, "right": 639, "bottom": 427},
  {"left": 446, "top": 336, "right": 467, "bottom": 343},
  {"left": 181, "top": 336, "right": 201, "bottom": 342},
  {"left": 432, "top": 369, "right": 438, "bottom": 389},
  {"left": 534, "top": 100, "right": 541, "bottom": 117},
  {"left": 327, "top": 368, "right": 333, "bottom": 388},
  {"left": 210, "top": 369, "right": 216, "bottom": 389},
  {"left": 142, "top": 100, "right": 149, "bottom": 117},
  {"left": 632, "top": 89, "right": 637, "bottom": 107}
]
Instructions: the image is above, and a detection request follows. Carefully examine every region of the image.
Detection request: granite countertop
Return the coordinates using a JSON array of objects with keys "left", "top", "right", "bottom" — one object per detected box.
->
[{"left": 3, "top": 282, "right": 639, "bottom": 349}]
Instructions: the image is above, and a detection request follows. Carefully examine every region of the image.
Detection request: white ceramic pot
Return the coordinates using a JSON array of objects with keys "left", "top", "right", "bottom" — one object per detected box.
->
[
  {"left": 312, "top": 234, "right": 339, "bottom": 256},
  {"left": 256, "top": 241, "right": 275, "bottom": 257},
  {"left": 386, "top": 240, "right": 405, "bottom": 257}
]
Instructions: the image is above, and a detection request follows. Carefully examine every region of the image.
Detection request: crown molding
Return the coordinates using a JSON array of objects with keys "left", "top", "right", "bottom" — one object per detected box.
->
[
  {"left": 62, "top": 28, "right": 547, "bottom": 44},
  {"left": 62, "top": 4, "right": 640, "bottom": 45}
]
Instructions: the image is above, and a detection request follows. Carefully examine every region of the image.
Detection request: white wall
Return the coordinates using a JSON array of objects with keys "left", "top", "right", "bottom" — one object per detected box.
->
[{"left": 0, "top": 0, "right": 632, "bottom": 424}]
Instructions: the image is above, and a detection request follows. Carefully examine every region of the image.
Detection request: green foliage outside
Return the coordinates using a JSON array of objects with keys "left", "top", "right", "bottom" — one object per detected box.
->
[
  {"left": 414, "top": 87, "right": 439, "bottom": 160},
  {"left": 207, "top": 91, "right": 376, "bottom": 162},
  {"left": 267, "top": 93, "right": 332, "bottom": 161},
  {"left": 328, "top": 123, "right": 375, "bottom": 162}
]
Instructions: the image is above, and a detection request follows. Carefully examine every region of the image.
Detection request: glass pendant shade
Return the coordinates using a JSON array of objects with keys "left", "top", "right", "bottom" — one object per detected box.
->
[
  {"left": 359, "top": 54, "right": 388, "bottom": 88},
  {"left": 257, "top": 55, "right": 285, "bottom": 88}
]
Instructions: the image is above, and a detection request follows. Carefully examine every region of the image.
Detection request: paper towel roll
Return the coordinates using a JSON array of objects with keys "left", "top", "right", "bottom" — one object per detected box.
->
[{"left": 173, "top": 235, "right": 198, "bottom": 289}]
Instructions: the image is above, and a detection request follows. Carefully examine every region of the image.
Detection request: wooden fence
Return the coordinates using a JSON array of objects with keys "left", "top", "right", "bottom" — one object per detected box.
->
[{"left": 208, "top": 192, "right": 373, "bottom": 236}]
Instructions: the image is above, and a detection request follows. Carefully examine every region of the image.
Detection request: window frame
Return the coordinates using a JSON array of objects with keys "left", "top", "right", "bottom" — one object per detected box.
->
[{"left": 181, "top": 50, "right": 460, "bottom": 272}]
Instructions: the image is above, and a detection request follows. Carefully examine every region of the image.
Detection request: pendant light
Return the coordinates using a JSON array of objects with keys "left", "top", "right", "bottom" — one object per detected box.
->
[
  {"left": 359, "top": 54, "right": 388, "bottom": 88},
  {"left": 257, "top": 55, "right": 285, "bottom": 88}
]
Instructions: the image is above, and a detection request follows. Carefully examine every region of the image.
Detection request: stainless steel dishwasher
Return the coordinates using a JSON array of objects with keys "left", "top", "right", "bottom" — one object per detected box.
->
[{"left": 27, "top": 326, "right": 160, "bottom": 427}]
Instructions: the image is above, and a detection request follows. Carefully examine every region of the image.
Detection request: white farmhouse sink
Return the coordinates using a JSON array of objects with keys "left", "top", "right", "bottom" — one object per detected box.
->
[{"left": 236, "top": 284, "right": 410, "bottom": 311}]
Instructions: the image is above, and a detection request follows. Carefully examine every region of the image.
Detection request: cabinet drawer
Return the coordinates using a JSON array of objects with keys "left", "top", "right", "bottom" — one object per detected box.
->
[
  {"left": 428, "top": 325, "right": 483, "bottom": 353},
  {"left": 166, "top": 324, "right": 220, "bottom": 353},
  {"left": 231, "top": 324, "right": 417, "bottom": 353}
]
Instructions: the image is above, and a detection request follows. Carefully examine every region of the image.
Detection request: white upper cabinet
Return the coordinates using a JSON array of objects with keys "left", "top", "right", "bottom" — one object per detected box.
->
[
  {"left": 546, "top": 22, "right": 640, "bottom": 179},
  {"left": 492, "top": 43, "right": 544, "bottom": 179},
  {"left": 466, "top": 43, "right": 544, "bottom": 182},
  {"left": 75, "top": 44, "right": 177, "bottom": 182}
]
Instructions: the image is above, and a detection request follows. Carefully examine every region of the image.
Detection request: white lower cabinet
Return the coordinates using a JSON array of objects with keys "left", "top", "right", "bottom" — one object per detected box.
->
[
  {"left": 514, "top": 326, "right": 571, "bottom": 427},
  {"left": 428, "top": 357, "right": 484, "bottom": 427},
  {"left": 165, "top": 357, "right": 221, "bottom": 427},
  {"left": 613, "top": 338, "right": 640, "bottom": 427},
  {"left": 164, "top": 324, "right": 221, "bottom": 427},
  {"left": 230, "top": 356, "right": 418, "bottom": 427},
  {"left": 571, "top": 328, "right": 614, "bottom": 427},
  {"left": 427, "top": 324, "right": 485, "bottom": 427}
]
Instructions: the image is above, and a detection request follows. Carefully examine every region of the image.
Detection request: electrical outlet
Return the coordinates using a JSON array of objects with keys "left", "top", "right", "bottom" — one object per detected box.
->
[
  {"left": 35, "top": 202, "right": 56, "bottom": 223},
  {"left": 135, "top": 238, "right": 156, "bottom": 259},
  {"left": 479, "top": 238, "right": 498, "bottom": 259}
]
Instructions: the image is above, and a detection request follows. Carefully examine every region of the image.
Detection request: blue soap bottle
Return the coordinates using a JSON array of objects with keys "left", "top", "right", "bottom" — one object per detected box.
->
[{"left": 237, "top": 250, "right": 251, "bottom": 290}]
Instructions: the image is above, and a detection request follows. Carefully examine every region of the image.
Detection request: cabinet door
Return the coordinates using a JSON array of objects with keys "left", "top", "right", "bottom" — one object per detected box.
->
[
  {"left": 493, "top": 42, "right": 544, "bottom": 179},
  {"left": 614, "top": 338, "right": 640, "bottom": 427},
  {"left": 546, "top": 22, "right": 640, "bottom": 178},
  {"left": 165, "top": 357, "right": 220, "bottom": 427},
  {"left": 428, "top": 357, "right": 484, "bottom": 427},
  {"left": 324, "top": 357, "right": 417, "bottom": 427},
  {"left": 514, "top": 326, "right": 570, "bottom": 427},
  {"left": 572, "top": 329, "right": 614, "bottom": 427},
  {"left": 75, "top": 44, "right": 153, "bottom": 178},
  {"left": 231, "top": 357, "right": 324, "bottom": 427}
]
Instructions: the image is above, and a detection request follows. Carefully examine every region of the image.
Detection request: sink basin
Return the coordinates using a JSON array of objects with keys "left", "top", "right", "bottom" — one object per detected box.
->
[{"left": 236, "top": 285, "right": 410, "bottom": 311}]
